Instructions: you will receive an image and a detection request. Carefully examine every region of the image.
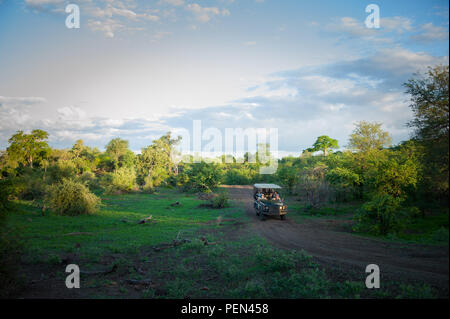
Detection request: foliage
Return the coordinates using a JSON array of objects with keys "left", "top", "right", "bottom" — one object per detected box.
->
[
  {"left": 48, "top": 159, "right": 77, "bottom": 183},
  {"left": 223, "top": 165, "right": 258, "bottom": 185},
  {"left": 404, "top": 65, "right": 449, "bottom": 196},
  {"left": 0, "top": 179, "right": 22, "bottom": 297},
  {"left": 105, "top": 138, "right": 131, "bottom": 170},
  {"left": 183, "top": 162, "right": 222, "bottom": 193},
  {"left": 353, "top": 194, "right": 407, "bottom": 235},
  {"left": 296, "top": 163, "right": 331, "bottom": 208},
  {"left": 76, "top": 171, "right": 99, "bottom": 190},
  {"left": 326, "top": 166, "right": 360, "bottom": 202},
  {"left": 310, "top": 135, "right": 339, "bottom": 156},
  {"left": 102, "top": 167, "right": 137, "bottom": 194},
  {"left": 136, "top": 132, "right": 181, "bottom": 188},
  {"left": 348, "top": 121, "right": 392, "bottom": 152},
  {"left": 276, "top": 164, "right": 298, "bottom": 194},
  {"left": 210, "top": 192, "right": 229, "bottom": 208},
  {"left": 45, "top": 179, "right": 101, "bottom": 216},
  {"left": 363, "top": 148, "right": 419, "bottom": 198},
  {"left": 7, "top": 129, "right": 50, "bottom": 168}
]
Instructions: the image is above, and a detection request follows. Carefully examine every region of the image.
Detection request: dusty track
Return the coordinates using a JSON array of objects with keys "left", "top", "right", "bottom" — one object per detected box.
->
[{"left": 223, "top": 185, "right": 449, "bottom": 293}]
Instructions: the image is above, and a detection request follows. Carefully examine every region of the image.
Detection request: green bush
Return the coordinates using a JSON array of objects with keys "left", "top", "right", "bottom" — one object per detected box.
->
[
  {"left": 76, "top": 171, "right": 99, "bottom": 190},
  {"left": 102, "top": 167, "right": 137, "bottom": 194},
  {"left": 10, "top": 170, "right": 46, "bottom": 200},
  {"left": 141, "top": 175, "right": 154, "bottom": 193},
  {"left": 210, "top": 192, "right": 229, "bottom": 208},
  {"left": 48, "top": 160, "right": 77, "bottom": 183},
  {"left": 353, "top": 194, "right": 408, "bottom": 235},
  {"left": 45, "top": 179, "right": 100, "bottom": 216},
  {"left": 183, "top": 162, "right": 222, "bottom": 193}
]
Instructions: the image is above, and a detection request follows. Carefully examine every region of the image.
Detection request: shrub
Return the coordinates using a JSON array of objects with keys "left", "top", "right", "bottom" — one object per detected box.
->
[
  {"left": 76, "top": 171, "right": 99, "bottom": 190},
  {"left": 45, "top": 179, "right": 100, "bottom": 216},
  {"left": 183, "top": 162, "right": 222, "bottom": 193},
  {"left": 48, "top": 160, "right": 77, "bottom": 183},
  {"left": 353, "top": 194, "right": 408, "bottom": 235},
  {"left": 210, "top": 192, "right": 229, "bottom": 208},
  {"left": 102, "top": 167, "right": 137, "bottom": 194},
  {"left": 10, "top": 170, "right": 46, "bottom": 200},
  {"left": 141, "top": 175, "right": 154, "bottom": 193}
]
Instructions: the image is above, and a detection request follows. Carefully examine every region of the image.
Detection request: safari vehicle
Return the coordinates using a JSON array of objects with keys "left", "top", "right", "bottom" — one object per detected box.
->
[{"left": 253, "top": 183, "right": 288, "bottom": 220}]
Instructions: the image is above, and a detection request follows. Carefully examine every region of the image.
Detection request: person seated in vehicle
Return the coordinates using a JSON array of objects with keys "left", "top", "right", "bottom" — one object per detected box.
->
[{"left": 272, "top": 191, "right": 281, "bottom": 201}]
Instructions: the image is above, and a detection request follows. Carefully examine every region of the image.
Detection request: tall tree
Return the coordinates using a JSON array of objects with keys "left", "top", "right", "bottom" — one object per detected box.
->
[
  {"left": 7, "top": 129, "right": 50, "bottom": 168},
  {"left": 348, "top": 121, "right": 392, "bottom": 152},
  {"left": 311, "top": 135, "right": 339, "bottom": 156},
  {"left": 105, "top": 138, "right": 130, "bottom": 169},
  {"left": 404, "top": 65, "right": 449, "bottom": 195},
  {"left": 136, "top": 132, "right": 181, "bottom": 187}
]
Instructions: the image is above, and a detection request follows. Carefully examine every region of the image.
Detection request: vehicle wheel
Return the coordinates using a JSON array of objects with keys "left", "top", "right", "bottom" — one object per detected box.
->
[
  {"left": 255, "top": 208, "right": 260, "bottom": 216},
  {"left": 260, "top": 213, "right": 266, "bottom": 221},
  {"left": 280, "top": 215, "right": 286, "bottom": 220}
]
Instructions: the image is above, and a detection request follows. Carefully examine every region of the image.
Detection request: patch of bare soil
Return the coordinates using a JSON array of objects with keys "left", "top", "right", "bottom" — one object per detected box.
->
[{"left": 223, "top": 185, "right": 449, "bottom": 296}]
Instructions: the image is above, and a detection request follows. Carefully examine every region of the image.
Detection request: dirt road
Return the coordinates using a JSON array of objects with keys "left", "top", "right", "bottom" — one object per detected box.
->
[{"left": 224, "top": 185, "right": 449, "bottom": 294}]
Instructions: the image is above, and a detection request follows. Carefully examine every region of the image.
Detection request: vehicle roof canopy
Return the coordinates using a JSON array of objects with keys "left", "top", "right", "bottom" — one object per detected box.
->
[{"left": 253, "top": 183, "right": 282, "bottom": 190}]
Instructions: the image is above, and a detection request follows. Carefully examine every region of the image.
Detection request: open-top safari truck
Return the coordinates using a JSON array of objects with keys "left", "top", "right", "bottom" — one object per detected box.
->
[{"left": 253, "top": 183, "right": 288, "bottom": 220}]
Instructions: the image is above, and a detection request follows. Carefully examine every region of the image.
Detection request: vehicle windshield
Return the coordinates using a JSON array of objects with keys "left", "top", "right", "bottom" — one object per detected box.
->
[{"left": 254, "top": 188, "right": 283, "bottom": 201}]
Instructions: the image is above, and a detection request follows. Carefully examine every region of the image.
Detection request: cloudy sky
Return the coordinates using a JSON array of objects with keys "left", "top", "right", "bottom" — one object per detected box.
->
[{"left": 0, "top": 0, "right": 448, "bottom": 156}]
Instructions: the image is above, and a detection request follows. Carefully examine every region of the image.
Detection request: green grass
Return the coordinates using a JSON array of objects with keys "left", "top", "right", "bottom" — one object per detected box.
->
[
  {"left": 8, "top": 188, "right": 244, "bottom": 264},
  {"left": 137, "top": 232, "right": 437, "bottom": 299},
  {"left": 283, "top": 197, "right": 358, "bottom": 224},
  {"left": 4, "top": 188, "right": 442, "bottom": 298},
  {"left": 284, "top": 196, "right": 448, "bottom": 246},
  {"left": 385, "top": 209, "right": 449, "bottom": 245}
]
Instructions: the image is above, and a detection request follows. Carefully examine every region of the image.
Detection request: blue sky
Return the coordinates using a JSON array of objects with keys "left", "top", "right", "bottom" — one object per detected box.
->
[{"left": 0, "top": 0, "right": 448, "bottom": 156}]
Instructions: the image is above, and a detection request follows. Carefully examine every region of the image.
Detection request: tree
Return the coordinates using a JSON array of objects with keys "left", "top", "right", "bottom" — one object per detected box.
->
[
  {"left": 363, "top": 148, "right": 419, "bottom": 198},
  {"left": 311, "top": 135, "right": 339, "bottom": 156},
  {"left": 404, "top": 65, "right": 449, "bottom": 195},
  {"left": 136, "top": 133, "right": 181, "bottom": 188},
  {"left": 105, "top": 138, "right": 131, "bottom": 169},
  {"left": 348, "top": 121, "right": 392, "bottom": 152},
  {"left": 405, "top": 65, "right": 449, "bottom": 142},
  {"left": 153, "top": 132, "right": 182, "bottom": 174},
  {"left": 277, "top": 164, "right": 298, "bottom": 194},
  {"left": 183, "top": 162, "right": 222, "bottom": 193},
  {"left": 70, "top": 140, "right": 86, "bottom": 159},
  {"left": 7, "top": 130, "right": 50, "bottom": 168}
]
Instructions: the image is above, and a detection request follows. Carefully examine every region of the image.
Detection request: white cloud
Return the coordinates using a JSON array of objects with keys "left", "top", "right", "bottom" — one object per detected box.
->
[
  {"left": 89, "top": 5, "right": 159, "bottom": 21},
  {"left": 186, "top": 3, "right": 230, "bottom": 23},
  {"left": 0, "top": 96, "right": 47, "bottom": 105},
  {"left": 327, "top": 16, "right": 413, "bottom": 40},
  {"left": 411, "top": 23, "right": 449, "bottom": 42},
  {"left": 159, "top": 0, "right": 184, "bottom": 6},
  {"left": 25, "top": 0, "right": 63, "bottom": 9},
  {"left": 57, "top": 106, "right": 87, "bottom": 120},
  {"left": 0, "top": 96, "right": 47, "bottom": 131},
  {"left": 382, "top": 16, "right": 413, "bottom": 33},
  {"left": 87, "top": 18, "right": 124, "bottom": 38}
]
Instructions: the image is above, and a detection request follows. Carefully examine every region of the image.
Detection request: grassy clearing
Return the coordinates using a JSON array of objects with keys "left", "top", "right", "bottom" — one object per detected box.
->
[
  {"left": 4, "top": 189, "right": 440, "bottom": 298},
  {"left": 8, "top": 188, "right": 244, "bottom": 265}
]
